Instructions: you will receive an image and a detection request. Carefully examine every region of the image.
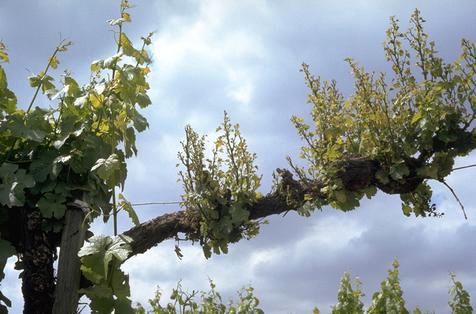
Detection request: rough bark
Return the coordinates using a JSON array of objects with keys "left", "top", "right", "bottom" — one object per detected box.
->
[
  {"left": 123, "top": 158, "right": 424, "bottom": 258},
  {"left": 20, "top": 208, "right": 56, "bottom": 314}
]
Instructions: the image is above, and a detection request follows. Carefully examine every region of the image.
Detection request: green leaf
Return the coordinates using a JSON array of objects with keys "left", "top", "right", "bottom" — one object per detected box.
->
[
  {"left": 0, "top": 67, "right": 17, "bottom": 114},
  {"left": 64, "top": 76, "right": 80, "bottom": 96},
  {"left": 79, "top": 235, "right": 112, "bottom": 281},
  {"left": 107, "top": 235, "right": 132, "bottom": 263},
  {"left": 335, "top": 190, "right": 347, "bottom": 203},
  {"left": 80, "top": 256, "right": 106, "bottom": 284},
  {"left": 389, "top": 163, "right": 409, "bottom": 180},
  {"left": 91, "top": 60, "right": 104, "bottom": 73},
  {"left": 28, "top": 75, "right": 41, "bottom": 88},
  {"left": 131, "top": 110, "right": 148, "bottom": 132},
  {"left": 449, "top": 273, "right": 473, "bottom": 314},
  {"left": 81, "top": 285, "right": 114, "bottom": 313},
  {"left": 79, "top": 235, "right": 112, "bottom": 257},
  {"left": 411, "top": 111, "right": 423, "bottom": 124},
  {"left": 402, "top": 203, "right": 412, "bottom": 216},
  {"left": 110, "top": 268, "right": 131, "bottom": 299},
  {"left": 49, "top": 55, "right": 59, "bottom": 69},
  {"left": 364, "top": 186, "right": 377, "bottom": 199},
  {"left": 135, "top": 92, "right": 151, "bottom": 108},
  {"left": 0, "top": 50, "right": 8, "bottom": 62},
  {"left": 416, "top": 165, "right": 439, "bottom": 179},
  {"left": 51, "top": 155, "right": 71, "bottom": 178},
  {"left": 0, "top": 163, "right": 35, "bottom": 207},
  {"left": 41, "top": 75, "right": 56, "bottom": 96},
  {"left": 114, "top": 298, "right": 134, "bottom": 314},
  {"left": 80, "top": 235, "right": 131, "bottom": 276},
  {"left": 37, "top": 192, "right": 67, "bottom": 218},
  {"left": 3, "top": 109, "right": 51, "bottom": 142},
  {"left": 229, "top": 204, "right": 249, "bottom": 225},
  {"left": 118, "top": 194, "right": 139, "bottom": 226},
  {"left": 91, "top": 154, "right": 120, "bottom": 181},
  {"left": 124, "top": 127, "right": 137, "bottom": 158},
  {"left": 120, "top": 33, "right": 134, "bottom": 56}
]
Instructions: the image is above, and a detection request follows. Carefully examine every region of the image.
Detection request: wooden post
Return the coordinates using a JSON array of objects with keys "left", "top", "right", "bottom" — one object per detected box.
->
[{"left": 52, "top": 201, "right": 88, "bottom": 314}]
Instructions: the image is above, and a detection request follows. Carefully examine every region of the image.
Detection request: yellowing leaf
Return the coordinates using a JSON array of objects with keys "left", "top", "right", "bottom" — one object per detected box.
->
[
  {"left": 121, "top": 12, "right": 131, "bottom": 22},
  {"left": 89, "top": 93, "right": 104, "bottom": 108},
  {"left": 411, "top": 111, "right": 423, "bottom": 124}
]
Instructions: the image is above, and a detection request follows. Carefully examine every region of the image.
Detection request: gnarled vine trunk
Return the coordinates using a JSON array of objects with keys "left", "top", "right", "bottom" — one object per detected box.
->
[{"left": 19, "top": 208, "right": 56, "bottom": 314}]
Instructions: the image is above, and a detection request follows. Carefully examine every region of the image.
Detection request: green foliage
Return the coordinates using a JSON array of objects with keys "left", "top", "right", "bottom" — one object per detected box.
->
[
  {"left": 134, "top": 280, "right": 264, "bottom": 314},
  {"left": 178, "top": 112, "right": 262, "bottom": 258},
  {"left": 0, "top": 0, "right": 151, "bottom": 311},
  {"left": 137, "top": 263, "right": 473, "bottom": 314},
  {"left": 79, "top": 235, "right": 134, "bottom": 313},
  {"left": 367, "top": 260, "right": 409, "bottom": 314},
  {"left": 449, "top": 273, "right": 473, "bottom": 314},
  {"left": 292, "top": 9, "right": 475, "bottom": 216},
  {"left": 1, "top": 4, "right": 475, "bottom": 313},
  {"left": 331, "top": 272, "right": 365, "bottom": 314},
  {"left": 0, "top": 163, "right": 35, "bottom": 207}
]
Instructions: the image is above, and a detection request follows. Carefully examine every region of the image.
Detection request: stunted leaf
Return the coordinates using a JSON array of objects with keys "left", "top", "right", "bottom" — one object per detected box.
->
[
  {"left": 108, "top": 18, "right": 128, "bottom": 26},
  {"left": 0, "top": 51, "right": 8, "bottom": 63},
  {"left": 121, "top": 12, "right": 131, "bottom": 22},
  {"left": 28, "top": 75, "right": 41, "bottom": 88},
  {"left": 49, "top": 55, "right": 59, "bottom": 69},
  {"left": 90, "top": 60, "right": 104, "bottom": 73},
  {"left": 174, "top": 245, "right": 183, "bottom": 260}
]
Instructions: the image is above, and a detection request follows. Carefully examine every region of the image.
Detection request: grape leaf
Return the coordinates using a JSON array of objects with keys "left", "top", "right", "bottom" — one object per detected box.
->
[
  {"left": 37, "top": 192, "right": 67, "bottom": 218},
  {"left": 0, "top": 163, "right": 35, "bottom": 207}
]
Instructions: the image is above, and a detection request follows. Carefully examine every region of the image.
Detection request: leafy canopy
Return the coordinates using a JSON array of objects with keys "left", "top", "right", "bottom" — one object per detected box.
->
[
  {"left": 292, "top": 9, "right": 475, "bottom": 216},
  {"left": 0, "top": 0, "right": 153, "bottom": 311},
  {"left": 134, "top": 261, "right": 473, "bottom": 314}
]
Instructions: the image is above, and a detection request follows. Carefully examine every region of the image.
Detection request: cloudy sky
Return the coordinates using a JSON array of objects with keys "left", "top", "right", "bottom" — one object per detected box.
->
[{"left": 1, "top": 0, "right": 476, "bottom": 313}]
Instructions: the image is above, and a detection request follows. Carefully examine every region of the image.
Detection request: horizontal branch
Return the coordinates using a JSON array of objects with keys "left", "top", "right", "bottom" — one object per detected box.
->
[{"left": 123, "top": 157, "right": 424, "bottom": 257}]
